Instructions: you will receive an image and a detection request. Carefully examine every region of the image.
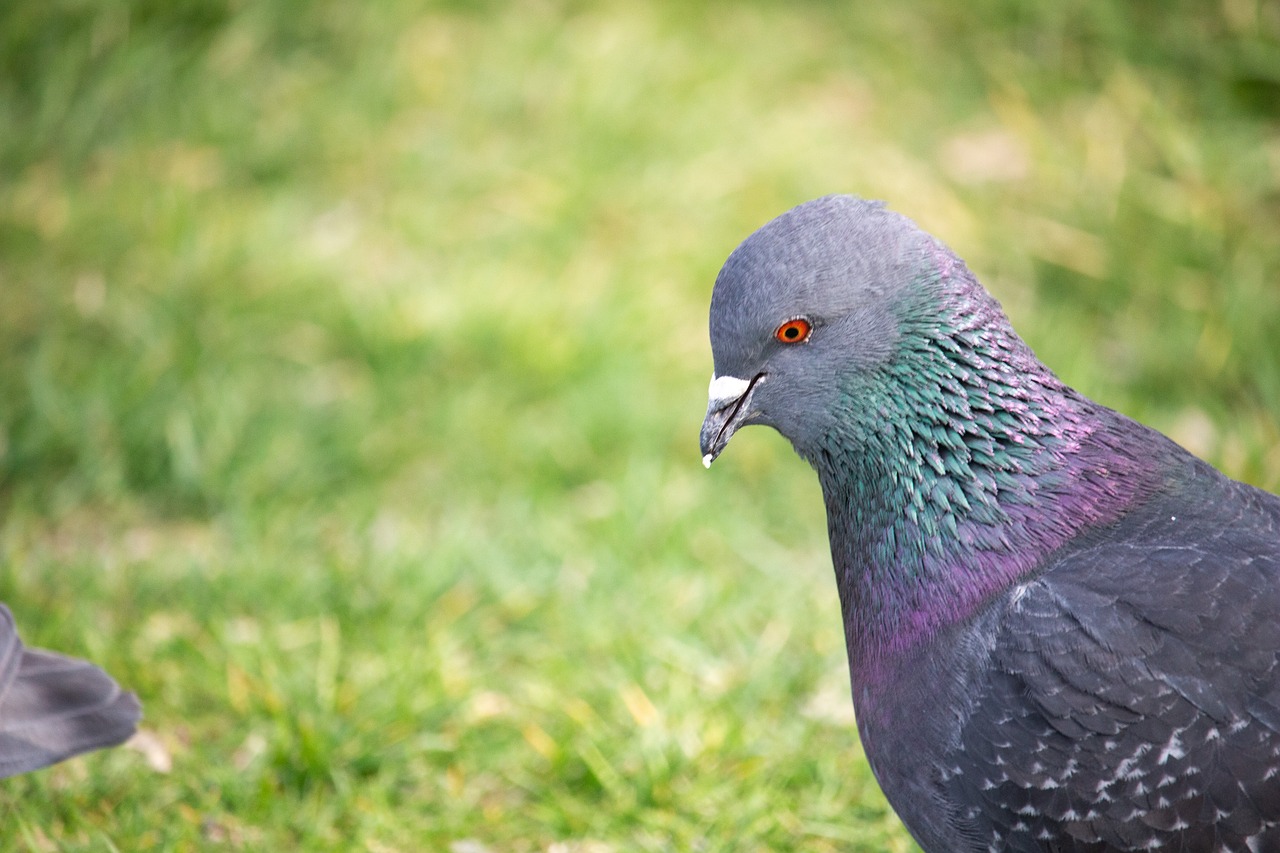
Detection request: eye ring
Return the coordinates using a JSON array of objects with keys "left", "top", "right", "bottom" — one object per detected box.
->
[{"left": 774, "top": 317, "right": 813, "bottom": 344}]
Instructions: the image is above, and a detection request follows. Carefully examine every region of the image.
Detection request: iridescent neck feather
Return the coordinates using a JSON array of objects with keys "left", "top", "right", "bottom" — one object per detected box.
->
[{"left": 807, "top": 251, "right": 1168, "bottom": 672}]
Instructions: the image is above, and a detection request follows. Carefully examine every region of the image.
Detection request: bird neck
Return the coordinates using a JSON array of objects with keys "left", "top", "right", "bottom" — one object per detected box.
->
[{"left": 811, "top": 269, "right": 1169, "bottom": 674}]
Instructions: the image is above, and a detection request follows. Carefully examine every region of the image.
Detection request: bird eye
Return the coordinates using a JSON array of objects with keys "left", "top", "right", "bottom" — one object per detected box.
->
[{"left": 774, "top": 318, "right": 812, "bottom": 344}]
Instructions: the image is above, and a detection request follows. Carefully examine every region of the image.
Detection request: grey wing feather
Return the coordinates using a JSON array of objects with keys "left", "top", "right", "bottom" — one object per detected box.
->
[
  {"left": 945, "top": 469, "right": 1280, "bottom": 851},
  {"left": 0, "top": 604, "right": 140, "bottom": 778}
]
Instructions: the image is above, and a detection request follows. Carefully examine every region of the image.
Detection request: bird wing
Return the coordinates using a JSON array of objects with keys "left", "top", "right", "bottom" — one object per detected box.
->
[
  {"left": 0, "top": 604, "right": 141, "bottom": 778},
  {"left": 946, "top": 469, "right": 1280, "bottom": 851}
]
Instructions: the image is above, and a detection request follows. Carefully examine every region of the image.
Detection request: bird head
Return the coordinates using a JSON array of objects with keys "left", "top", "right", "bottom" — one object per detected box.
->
[{"left": 699, "top": 195, "right": 943, "bottom": 468}]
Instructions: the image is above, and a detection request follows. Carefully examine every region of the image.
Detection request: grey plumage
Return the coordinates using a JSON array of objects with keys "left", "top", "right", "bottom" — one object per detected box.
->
[
  {"left": 699, "top": 195, "right": 1280, "bottom": 850},
  {"left": 0, "top": 604, "right": 140, "bottom": 778}
]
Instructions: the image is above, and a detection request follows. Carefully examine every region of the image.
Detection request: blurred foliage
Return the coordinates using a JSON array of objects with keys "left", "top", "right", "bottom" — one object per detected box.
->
[{"left": 0, "top": 0, "right": 1277, "bottom": 850}]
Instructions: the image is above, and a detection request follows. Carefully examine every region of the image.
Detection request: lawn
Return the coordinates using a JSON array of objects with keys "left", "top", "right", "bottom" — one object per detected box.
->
[{"left": 1, "top": 1, "right": 1278, "bottom": 850}]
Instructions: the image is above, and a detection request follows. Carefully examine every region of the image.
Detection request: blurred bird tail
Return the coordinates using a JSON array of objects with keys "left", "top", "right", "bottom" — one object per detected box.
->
[{"left": 0, "top": 604, "right": 141, "bottom": 778}]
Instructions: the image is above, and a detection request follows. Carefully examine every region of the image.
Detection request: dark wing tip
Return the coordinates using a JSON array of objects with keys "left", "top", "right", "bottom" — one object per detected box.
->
[{"left": 0, "top": 605, "right": 141, "bottom": 779}]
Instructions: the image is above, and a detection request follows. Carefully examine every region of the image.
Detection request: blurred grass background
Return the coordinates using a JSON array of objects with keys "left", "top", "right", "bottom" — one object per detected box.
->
[{"left": 1, "top": 1, "right": 1278, "bottom": 850}]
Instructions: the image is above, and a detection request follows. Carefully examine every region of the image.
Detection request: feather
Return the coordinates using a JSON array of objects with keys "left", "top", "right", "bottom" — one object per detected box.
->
[
  {"left": 702, "top": 195, "right": 1280, "bottom": 850},
  {"left": 0, "top": 604, "right": 140, "bottom": 778}
]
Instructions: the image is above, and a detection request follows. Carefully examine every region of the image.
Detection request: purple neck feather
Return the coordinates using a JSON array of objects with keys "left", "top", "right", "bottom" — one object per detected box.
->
[{"left": 811, "top": 250, "right": 1170, "bottom": 678}]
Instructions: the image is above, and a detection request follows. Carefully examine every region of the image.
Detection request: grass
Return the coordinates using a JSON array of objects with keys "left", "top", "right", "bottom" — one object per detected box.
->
[{"left": 1, "top": 1, "right": 1278, "bottom": 849}]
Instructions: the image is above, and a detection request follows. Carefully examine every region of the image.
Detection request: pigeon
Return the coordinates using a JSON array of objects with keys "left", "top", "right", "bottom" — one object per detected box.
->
[
  {"left": 699, "top": 195, "right": 1280, "bottom": 851},
  {"left": 0, "top": 603, "right": 140, "bottom": 778}
]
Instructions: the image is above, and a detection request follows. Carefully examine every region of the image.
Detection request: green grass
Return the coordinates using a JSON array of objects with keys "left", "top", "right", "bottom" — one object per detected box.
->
[{"left": 1, "top": 1, "right": 1279, "bottom": 849}]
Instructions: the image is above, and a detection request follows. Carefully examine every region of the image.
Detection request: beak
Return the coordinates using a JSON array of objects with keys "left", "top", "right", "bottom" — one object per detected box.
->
[{"left": 700, "top": 373, "right": 762, "bottom": 468}]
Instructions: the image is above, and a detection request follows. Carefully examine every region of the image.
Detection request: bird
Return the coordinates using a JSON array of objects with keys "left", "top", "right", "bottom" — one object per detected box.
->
[
  {"left": 0, "top": 603, "right": 140, "bottom": 778},
  {"left": 699, "top": 195, "right": 1280, "bottom": 851}
]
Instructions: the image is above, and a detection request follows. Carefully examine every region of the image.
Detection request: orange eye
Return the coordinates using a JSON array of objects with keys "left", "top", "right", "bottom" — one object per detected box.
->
[{"left": 775, "top": 318, "right": 812, "bottom": 344}]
